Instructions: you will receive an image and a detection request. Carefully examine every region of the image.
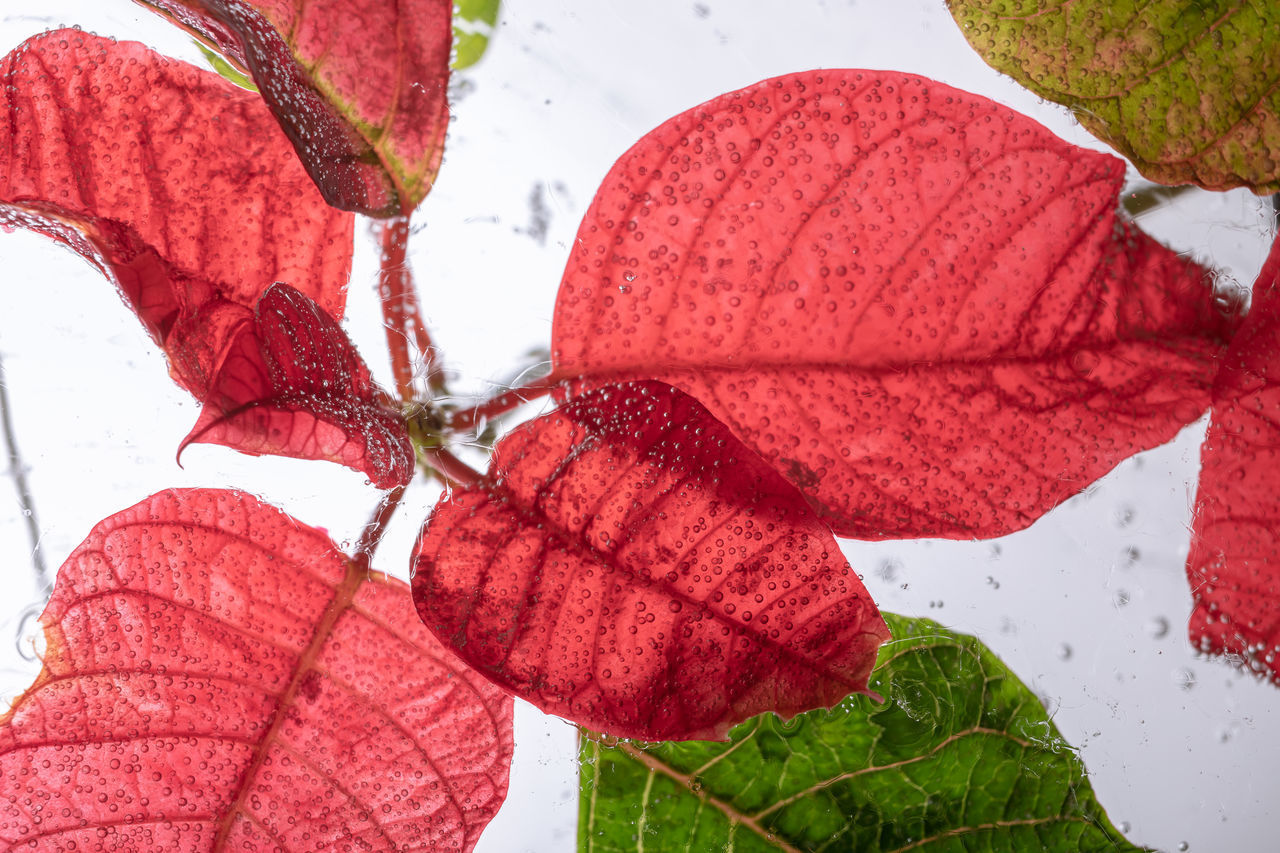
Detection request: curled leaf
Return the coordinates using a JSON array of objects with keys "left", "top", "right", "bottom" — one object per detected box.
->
[
  {"left": 413, "top": 381, "right": 889, "bottom": 742},
  {"left": 0, "top": 29, "right": 352, "bottom": 397},
  {"left": 0, "top": 489, "right": 513, "bottom": 850},
  {"left": 551, "top": 70, "right": 1236, "bottom": 540},
  {"left": 1187, "top": 236, "right": 1280, "bottom": 683},
  {"left": 140, "top": 0, "right": 454, "bottom": 215},
  {"left": 581, "top": 614, "right": 1149, "bottom": 852},
  {"left": 947, "top": 0, "right": 1280, "bottom": 192},
  {"left": 180, "top": 284, "right": 414, "bottom": 488}
]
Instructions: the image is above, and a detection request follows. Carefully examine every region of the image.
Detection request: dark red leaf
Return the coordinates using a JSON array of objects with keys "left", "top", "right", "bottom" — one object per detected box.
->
[
  {"left": 550, "top": 70, "right": 1237, "bottom": 540},
  {"left": 412, "top": 381, "right": 889, "bottom": 742},
  {"left": 139, "top": 0, "right": 453, "bottom": 216},
  {"left": 0, "top": 29, "right": 353, "bottom": 397},
  {"left": 180, "top": 284, "right": 413, "bottom": 488},
  {"left": 0, "top": 489, "right": 513, "bottom": 850},
  {"left": 1187, "top": 236, "right": 1280, "bottom": 684}
]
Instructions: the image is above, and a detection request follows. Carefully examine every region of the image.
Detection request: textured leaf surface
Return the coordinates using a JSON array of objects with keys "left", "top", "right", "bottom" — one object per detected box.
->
[
  {"left": 1187, "top": 236, "right": 1280, "bottom": 684},
  {"left": 454, "top": 0, "right": 501, "bottom": 69},
  {"left": 140, "top": 0, "right": 453, "bottom": 215},
  {"left": 579, "top": 613, "right": 1147, "bottom": 853},
  {"left": 180, "top": 284, "right": 413, "bottom": 488},
  {"left": 413, "top": 381, "right": 889, "bottom": 741},
  {"left": 551, "top": 70, "right": 1236, "bottom": 540},
  {"left": 0, "top": 29, "right": 352, "bottom": 397},
  {"left": 0, "top": 489, "right": 513, "bottom": 851},
  {"left": 947, "top": 0, "right": 1280, "bottom": 191}
]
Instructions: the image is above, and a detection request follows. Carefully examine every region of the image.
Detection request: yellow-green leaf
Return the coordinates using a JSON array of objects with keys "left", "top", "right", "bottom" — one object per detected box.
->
[
  {"left": 454, "top": 0, "right": 500, "bottom": 69},
  {"left": 947, "top": 0, "right": 1280, "bottom": 192}
]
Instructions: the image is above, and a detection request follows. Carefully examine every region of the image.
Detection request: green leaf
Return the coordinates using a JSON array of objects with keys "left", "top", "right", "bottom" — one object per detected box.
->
[
  {"left": 454, "top": 0, "right": 501, "bottom": 69},
  {"left": 946, "top": 0, "right": 1280, "bottom": 192},
  {"left": 195, "top": 42, "right": 257, "bottom": 92},
  {"left": 578, "top": 613, "right": 1148, "bottom": 852}
]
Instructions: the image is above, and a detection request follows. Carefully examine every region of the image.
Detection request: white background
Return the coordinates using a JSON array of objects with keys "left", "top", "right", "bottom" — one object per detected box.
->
[{"left": 1, "top": 2, "right": 1276, "bottom": 851}]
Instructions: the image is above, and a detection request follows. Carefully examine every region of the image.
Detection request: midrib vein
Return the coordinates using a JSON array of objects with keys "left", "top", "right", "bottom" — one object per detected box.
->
[
  {"left": 211, "top": 559, "right": 365, "bottom": 849},
  {"left": 617, "top": 741, "right": 803, "bottom": 853}
]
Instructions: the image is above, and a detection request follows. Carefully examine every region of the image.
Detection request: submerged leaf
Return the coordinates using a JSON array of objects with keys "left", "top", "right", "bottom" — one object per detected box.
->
[
  {"left": 139, "top": 0, "right": 454, "bottom": 215},
  {"left": 580, "top": 613, "right": 1149, "bottom": 853},
  {"left": 180, "top": 284, "right": 414, "bottom": 489},
  {"left": 1187, "top": 235, "right": 1280, "bottom": 683},
  {"left": 454, "top": 0, "right": 501, "bottom": 69},
  {"left": 413, "top": 381, "right": 889, "bottom": 741},
  {"left": 0, "top": 29, "right": 352, "bottom": 397},
  {"left": 551, "top": 70, "right": 1236, "bottom": 540},
  {"left": 0, "top": 490, "right": 513, "bottom": 851},
  {"left": 947, "top": 0, "right": 1280, "bottom": 192}
]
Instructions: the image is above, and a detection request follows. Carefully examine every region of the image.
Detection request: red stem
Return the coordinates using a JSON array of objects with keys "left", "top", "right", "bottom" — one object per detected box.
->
[
  {"left": 449, "top": 374, "right": 562, "bottom": 432},
  {"left": 350, "top": 484, "right": 407, "bottom": 571},
  {"left": 423, "top": 447, "right": 484, "bottom": 489},
  {"left": 378, "top": 217, "right": 443, "bottom": 400}
]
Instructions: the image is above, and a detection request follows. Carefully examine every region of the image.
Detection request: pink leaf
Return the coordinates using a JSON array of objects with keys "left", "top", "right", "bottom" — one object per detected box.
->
[
  {"left": 0, "top": 489, "right": 513, "bottom": 851},
  {"left": 180, "top": 284, "right": 413, "bottom": 488},
  {"left": 551, "top": 70, "right": 1237, "bottom": 540},
  {"left": 0, "top": 29, "right": 353, "bottom": 397},
  {"left": 412, "top": 381, "right": 890, "bottom": 742},
  {"left": 139, "top": 0, "right": 453, "bottom": 216},
  {"left": 1187, "top": 236, "right": 1280, "bottom": 684}
]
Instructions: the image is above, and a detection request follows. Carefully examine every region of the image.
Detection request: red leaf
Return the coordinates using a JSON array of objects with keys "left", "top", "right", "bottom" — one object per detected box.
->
[
  {"left": 180, "top": 284, "right": 413, "bottom": 488},
  {"left": 139, "top": 0, "right": 453, "bottom": 216},
  {"left": 1187, "top": 236, "right": 1280, "bottom": 684},
  {"left": 551, "top": 70, "right": 1237, "bottom": 540},
  {"left": 0, "top": 29, "right": 353, "bottom": 397},
  {"left": 412, "top": 381, "right": 890, "bottom": 742},
  {"left": 0, "top": 489, "right": 513, "bottom": 850}
]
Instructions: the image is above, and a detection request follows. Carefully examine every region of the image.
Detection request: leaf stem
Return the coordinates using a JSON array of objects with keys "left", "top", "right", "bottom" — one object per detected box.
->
[
  {"left": 378, "top": 216, "right": 445, "bottom": 400},
  {"left": 423, "top": 447, "right": 484, "bottom": 489},
  {"left": 449, "top": 374, "right": 562, "bottom": 432},
  {"left": 0, "top": 353, "right": 49, "bottom": 596},
  {"left": 350, "top": 483, "right": 407, "bottom": 571}
]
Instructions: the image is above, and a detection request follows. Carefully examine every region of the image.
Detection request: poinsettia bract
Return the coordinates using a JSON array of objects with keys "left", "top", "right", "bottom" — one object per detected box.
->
[
  {"left": 551, "top": 70, "right": 1238, "bottom": 540},
  {"left": 0, "top": 490, "right": 513, "bottom": 851},
  {"left": 414, "top": 381, "right": 890, "bottom": 742}
]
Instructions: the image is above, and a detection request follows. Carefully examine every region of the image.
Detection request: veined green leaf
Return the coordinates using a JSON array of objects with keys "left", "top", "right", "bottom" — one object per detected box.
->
[
  {"left": 579, "top": 614, "right": 1148, "bottom": 852},
  {"left": 947, "top": 0, "right": 1280, "bottom": 192},
  {"left": 454, "top": 0, "right": 501, "bottom": 69}
]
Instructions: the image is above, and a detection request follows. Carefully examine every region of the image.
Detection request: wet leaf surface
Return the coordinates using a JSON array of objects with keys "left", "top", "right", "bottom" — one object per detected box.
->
[
  {"left": 579, "top": 613, "right": 1149, "bottom": 853},
  {"left": 0, "top": 489, "right": 513, "bottom": 851},
  {"left": 1188, "top": 235, "right": 1280, "bottom": 683},
  {"left": 552, "top": 70, "right": 1237, "bottom": 540},
  {"left": 139, "top": 0, "right": 454, "bottom": 215},
  {"left": 180, "top": 284, "right": 414, "bottom": 489},
  {"left": 413, "top": 381, "right": 889, "bottom": 741},
  {"left": 947, "top": 0, "right": 1280, "bottom": 192},
  {"left": 0, "top": 29, "right": 352, "bottom": 397}
]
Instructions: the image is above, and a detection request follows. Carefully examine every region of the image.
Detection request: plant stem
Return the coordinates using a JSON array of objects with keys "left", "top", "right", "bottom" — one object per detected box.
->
[
  {"left": 0, "top": 353, "right": 49, "bottom": 595},
  {"left": 378, "top": 216, "right": 444, "bottom": 400},
  {"left": 423, "top": 447, "right": 484, "bottom": 489},
  {"left": 350, "top": 483, "right": 407, "bottom": 571},
  {"left": 449, "top": 374, "right": 562, "bottom": 431}
]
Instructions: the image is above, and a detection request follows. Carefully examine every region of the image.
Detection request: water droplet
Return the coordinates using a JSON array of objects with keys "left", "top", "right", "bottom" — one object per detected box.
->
[
  {"left": 1056, "top": 643, "right": 1073, "bottom": 661},
  {"left": 1145, "top": 616, "right": 1169, "bottom": 639}
]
